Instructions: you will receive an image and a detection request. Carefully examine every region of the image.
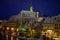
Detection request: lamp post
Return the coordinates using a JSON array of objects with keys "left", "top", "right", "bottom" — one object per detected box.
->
[
  {"left": 11, "top": 27, "right": 15, "bottom": 40},
  {"left": 16, "top": 28, "right": 19, "bottom": 40},
  {"left": 6, "top": 27, "right": 10, "bottom": 40},
  {"left": 6, "top": 27, "right": 9, "bottom": 30}
]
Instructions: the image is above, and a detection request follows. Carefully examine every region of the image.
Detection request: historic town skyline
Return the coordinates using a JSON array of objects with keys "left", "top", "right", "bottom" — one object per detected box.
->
[{"left": 0, "top": 0, "right": 60, "bottom": 19}]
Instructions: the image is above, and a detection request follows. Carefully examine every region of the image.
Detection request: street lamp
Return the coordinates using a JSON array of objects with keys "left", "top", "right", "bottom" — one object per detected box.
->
[
  {"left": 16, "top": 28, "right": 19, "bottom": 40},
  {"left": 6, "top": 27, "right": 9, "bottom": 30},
  {"left": 11, "top": 27, "right": 14, "bottom": 31},
  {"left": 11, "top": 27, "right": 15, "bottom": 40}
]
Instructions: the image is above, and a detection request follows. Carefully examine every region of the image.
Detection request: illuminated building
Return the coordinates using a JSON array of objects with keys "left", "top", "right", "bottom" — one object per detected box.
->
[
  {"left": 42, "top": 15, "right": 60, "bottom": 38},
  {"left": 8, "top": 2, "right": 60, "bottom": 38},
  {"left": 54, "top": 22, "right": 60, "bottom": 36},
  {"left": 44, "top": 17, "right": 56, "bottom": 23},
  {"left": 9, "top": 3, "right": 39, "bottom": 22}
]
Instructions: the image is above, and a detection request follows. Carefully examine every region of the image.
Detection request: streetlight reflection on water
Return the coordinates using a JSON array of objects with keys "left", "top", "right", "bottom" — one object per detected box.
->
[
  {"left": 5, "top": 27, "right": 20, "bottom": 40},
  {"left": 16, "top": 28, "right": 19, "bottom": 40},
  {"left": 6, "top": 27, "right": 10, "bottom": 40},
  {"left": 11, "top": 27, "right": 16, "bottom": 40},
  {"left": 1, "top": 26, "right": 60, "bottom": 40}
]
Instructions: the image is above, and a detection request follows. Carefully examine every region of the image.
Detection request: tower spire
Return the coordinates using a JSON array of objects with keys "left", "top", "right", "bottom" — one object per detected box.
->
[{"left": 30, "top": 2, "right": 33, "bottom": 12}]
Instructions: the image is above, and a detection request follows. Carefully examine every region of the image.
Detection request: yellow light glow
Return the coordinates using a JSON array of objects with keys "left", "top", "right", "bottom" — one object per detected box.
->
[
  {"left": 41, "top": 31, "right": 45, "bottom": 35},
  {"left": 32, "top": 29, "right": 35, "bottom": 33},
  {"left": 45, "top": 30, "right": 54, "bottom": 37},
  {"left": 11, "top": 28, "right": 14, "bottom": 31},
  {"left": 6, "top": 27, "right": 9, "bottom": 30},
  {"left": 16, "top": 28, "right": 19, "bottom": 32},
  {"left": 46, "top": 30, "right": 53, "bottom": 33},
  {"left": 37, "top": 17, "right": 43, "bottom": 22},
  {"left": 31, "top": 29, "right": 36, "bottom": 34}
]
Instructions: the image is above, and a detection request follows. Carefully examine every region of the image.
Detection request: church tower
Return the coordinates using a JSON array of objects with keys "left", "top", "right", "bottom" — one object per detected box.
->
[
  {"left": 30, "top": 2, "right": 33, "bottom": 12},
  {"left": 36, "top": 10, "right": 39, "bottom": 18}
]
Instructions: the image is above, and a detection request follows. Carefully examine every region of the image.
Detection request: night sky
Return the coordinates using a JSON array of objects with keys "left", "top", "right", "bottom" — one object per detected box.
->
[{"left": 0, "top": 0, "right": 60, "bottom": 20}]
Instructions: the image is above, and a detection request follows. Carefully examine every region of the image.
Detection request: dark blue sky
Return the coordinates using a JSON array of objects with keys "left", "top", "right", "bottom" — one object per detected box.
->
[{"left": 0, "top": 0, "right": 60, "bottom": 20}]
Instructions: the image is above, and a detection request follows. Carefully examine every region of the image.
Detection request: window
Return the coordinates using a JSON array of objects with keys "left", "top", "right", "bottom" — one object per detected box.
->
[{"left": 55, "top": 24, "right": 58, "bottom": 29}]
